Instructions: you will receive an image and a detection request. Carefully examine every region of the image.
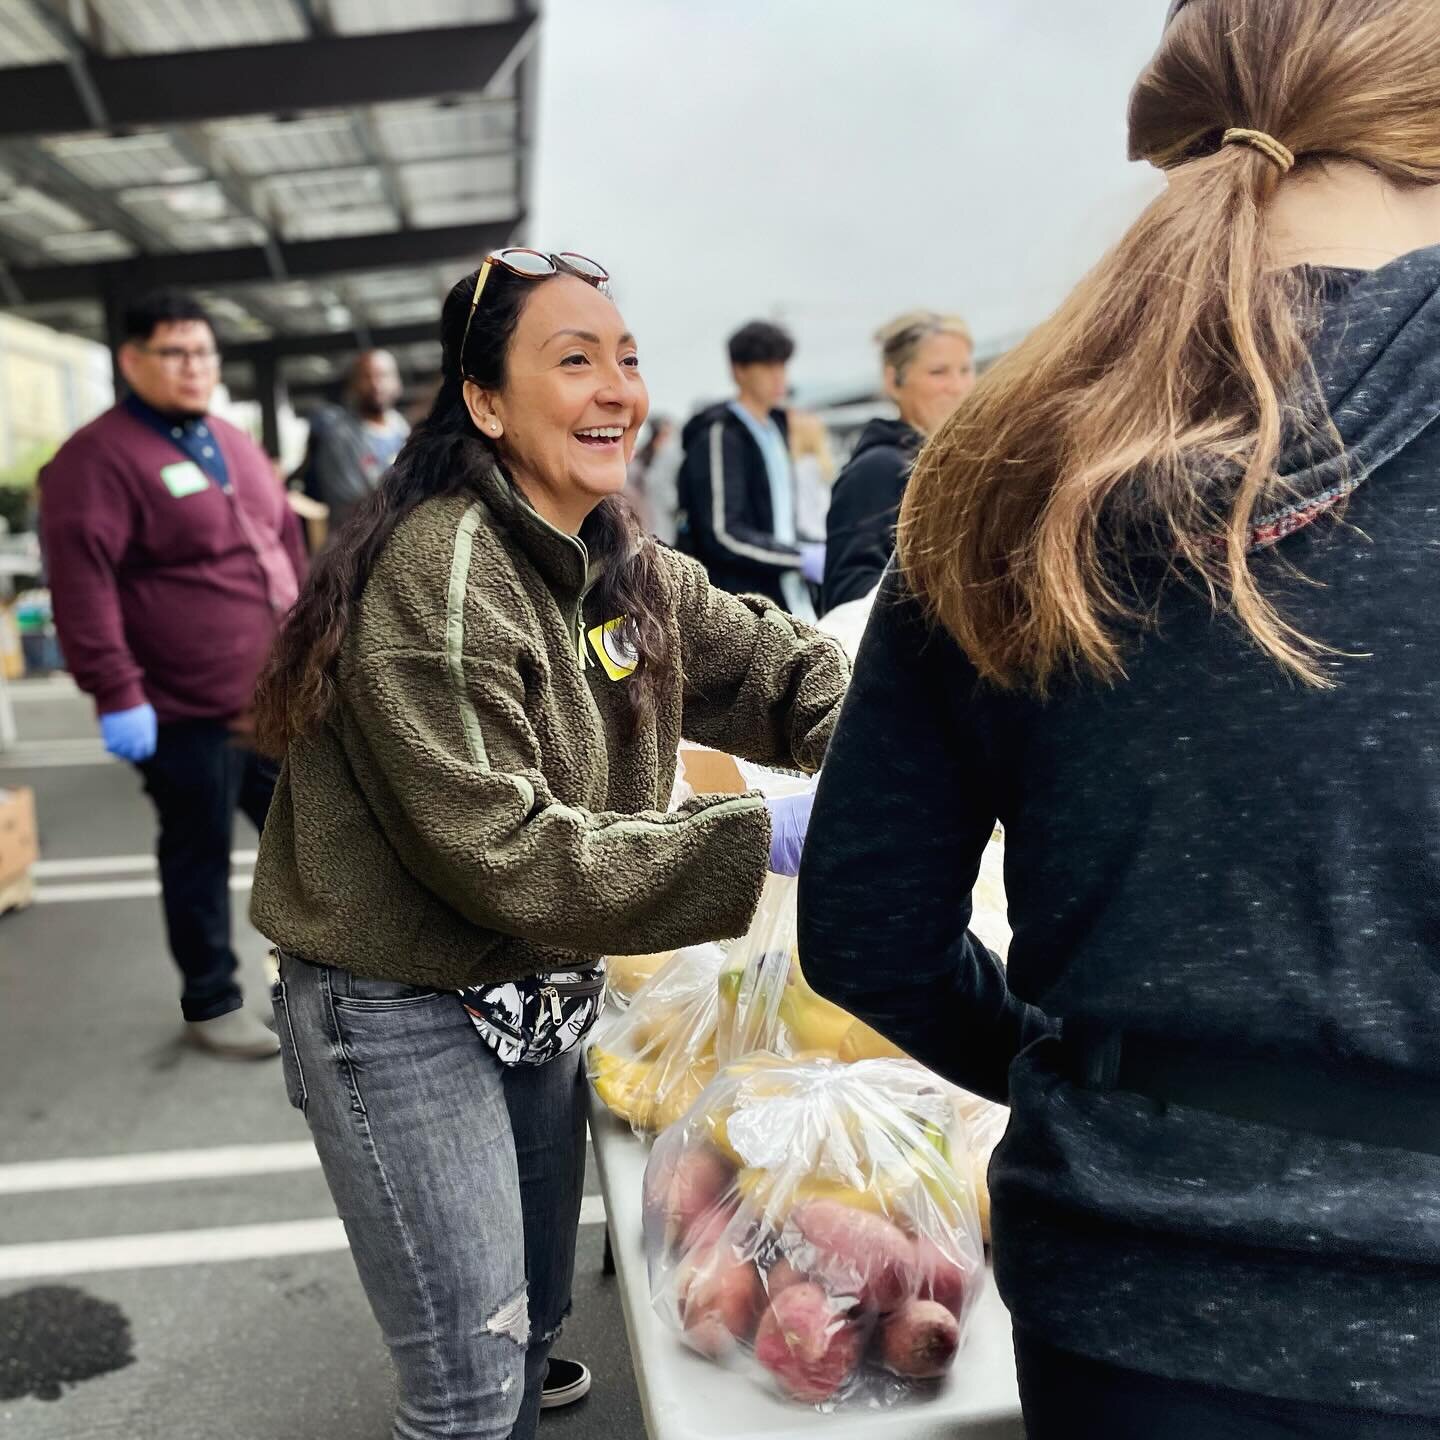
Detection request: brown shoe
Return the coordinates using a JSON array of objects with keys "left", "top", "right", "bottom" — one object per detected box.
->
[{"left": 185, "top": 1007, "right": 281, "bottom": 1060}]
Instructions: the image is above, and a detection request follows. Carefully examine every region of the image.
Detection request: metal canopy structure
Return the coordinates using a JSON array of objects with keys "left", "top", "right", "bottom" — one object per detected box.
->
[{"left": 0, "top": 0, "right": 539, "bottom": 452}]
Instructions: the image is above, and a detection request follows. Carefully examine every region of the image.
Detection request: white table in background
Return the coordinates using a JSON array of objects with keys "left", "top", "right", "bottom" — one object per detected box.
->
[{"left": 587, "top": 1093, "right": 1025, "bottom": 1440}]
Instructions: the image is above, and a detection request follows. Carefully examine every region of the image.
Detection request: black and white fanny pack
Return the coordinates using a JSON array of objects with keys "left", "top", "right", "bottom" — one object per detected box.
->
[{"left": 459, "top": 964, "right": 607, "bottom": 1067}]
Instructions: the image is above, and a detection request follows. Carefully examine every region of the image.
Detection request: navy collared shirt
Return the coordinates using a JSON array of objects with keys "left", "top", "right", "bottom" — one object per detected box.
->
[{"left": 123, "top": 393, "right": 230, "bottom": 490}]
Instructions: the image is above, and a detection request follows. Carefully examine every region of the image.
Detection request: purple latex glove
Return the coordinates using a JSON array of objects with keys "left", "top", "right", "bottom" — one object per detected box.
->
[
  {"left": 100, "top": 702, "right": 158, "bottom": 763},
  {"left": 765, "top": 788, "right": 815, "bottom": 877},
  {"left": 799, "top": 542, "right": 826, "bottom": 586}
]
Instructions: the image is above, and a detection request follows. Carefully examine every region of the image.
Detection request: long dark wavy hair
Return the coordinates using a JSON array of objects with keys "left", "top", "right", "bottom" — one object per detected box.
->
[{"left": 254, "top": 261, "right": 673, "bottom": 754}]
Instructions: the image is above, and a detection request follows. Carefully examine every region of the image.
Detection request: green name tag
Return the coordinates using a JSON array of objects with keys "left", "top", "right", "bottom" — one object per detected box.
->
[{"left": 159, "top": 461, "right": 209, "bottom": 498}]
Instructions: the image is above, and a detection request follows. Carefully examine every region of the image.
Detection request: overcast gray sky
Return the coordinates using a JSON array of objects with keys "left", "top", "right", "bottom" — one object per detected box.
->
[{"left": 533, "top": 0, "right": 1170, "bottom": 419}]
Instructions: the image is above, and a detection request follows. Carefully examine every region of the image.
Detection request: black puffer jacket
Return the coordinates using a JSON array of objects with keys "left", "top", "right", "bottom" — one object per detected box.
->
[
  {"left": 800, "top": 246, "right": 1440, "bottom": 1415},
  {"left": 821, "top": 418, "right": 921, "bottom": 613}
]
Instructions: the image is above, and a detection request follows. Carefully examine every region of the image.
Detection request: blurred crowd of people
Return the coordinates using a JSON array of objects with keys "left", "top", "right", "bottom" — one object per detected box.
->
[
  {"left": 30, "top": 283, "right": 976, "bottom": 1068},
  {"left": 626, "top": 308, "right": 975, "bottom": 628}
]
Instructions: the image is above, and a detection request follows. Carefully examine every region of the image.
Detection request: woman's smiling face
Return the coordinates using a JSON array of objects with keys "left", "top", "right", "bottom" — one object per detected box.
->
[{"left": 465, "top": 274, "right": 649, "bottom": 534}]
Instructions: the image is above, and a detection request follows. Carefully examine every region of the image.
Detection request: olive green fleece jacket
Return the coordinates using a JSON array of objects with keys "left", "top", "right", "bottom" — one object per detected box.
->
[{"left": 250, "top": 465, "right": 849, "bottom": 990}]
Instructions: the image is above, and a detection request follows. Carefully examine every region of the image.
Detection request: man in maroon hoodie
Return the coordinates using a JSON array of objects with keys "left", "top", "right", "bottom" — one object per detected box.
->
[{"left": 41, "top": 290, "right": 306, "bottom": 1059}]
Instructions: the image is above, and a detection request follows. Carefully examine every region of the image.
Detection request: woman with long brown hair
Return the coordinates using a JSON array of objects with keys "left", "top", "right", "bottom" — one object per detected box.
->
[
  {"left": 799, "top": 0, "right": 1440, "bottom": 1434},
  {"left": 250, "top": 252, "right": 846, "bottom": 1439}
]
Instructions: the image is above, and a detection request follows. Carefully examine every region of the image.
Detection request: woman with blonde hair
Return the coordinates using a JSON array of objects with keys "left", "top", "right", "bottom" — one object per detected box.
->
[
  {"left": 800, "top": 0, "right": 1440, "bottom": 1433},
  {"left": 821, "top": 310, "right": 973, "bottom": 611}
]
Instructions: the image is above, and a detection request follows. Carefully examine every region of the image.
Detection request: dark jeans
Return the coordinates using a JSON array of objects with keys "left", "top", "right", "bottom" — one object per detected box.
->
[
  {"left": 272, "top": 953, "right": 588, "bottom": 1440},
  {"left": 1016, "top": 1331, "right": 1440, "bottom": 1439},
  {"left": 137, "top": 720, "right": 276, "bottom": 1022}
]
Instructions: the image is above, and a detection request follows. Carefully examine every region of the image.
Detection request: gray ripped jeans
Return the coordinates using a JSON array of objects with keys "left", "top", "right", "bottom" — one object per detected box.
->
[{"left": 272, "top": 951, "right": 587, "bottom": 1440}]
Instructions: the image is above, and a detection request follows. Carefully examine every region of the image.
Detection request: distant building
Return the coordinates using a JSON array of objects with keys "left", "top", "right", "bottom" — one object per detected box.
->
[{"left": 0, "top": 314, "right": 112, "bottom": 473}]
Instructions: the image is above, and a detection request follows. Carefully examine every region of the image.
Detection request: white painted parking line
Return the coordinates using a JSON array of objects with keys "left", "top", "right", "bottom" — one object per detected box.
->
[
  {"left": 31, "top": 855, "right": 159, "bottom": 879},
  {"left": 0, "top": 1198, "right": 609, "bottom": 1280},
  {"left": 0, "top": 1218, "right": 349, "bottom": 1280},
  {"left": 0, "top": 1138, "right": 595, "bottom": 1196},
  {"left": 0, "top": 1141, "right": 320, "bottom": 1195},
  {"left": 0, "top": 738, "right": 111, "bottom": 769},
  {"left": 2, "top": 730, "right": 94, "bottom": 742},
  {"left": 32, "top": 850, "right": 258, "bottom": 879},
  {"left": 5, "top": 676, "right": 78, "bottom": 700},
  {"left": 34, "top": 874, "right": 253, "bottom": 904}
]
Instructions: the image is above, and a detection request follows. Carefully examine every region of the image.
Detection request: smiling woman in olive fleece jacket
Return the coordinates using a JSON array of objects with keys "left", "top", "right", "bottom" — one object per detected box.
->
[
  {"left": 250, "top": 463, "right": 842, "bottom": 987},
  {"left": 247, "top": 258, "right": 846, "bottom": 1440}
]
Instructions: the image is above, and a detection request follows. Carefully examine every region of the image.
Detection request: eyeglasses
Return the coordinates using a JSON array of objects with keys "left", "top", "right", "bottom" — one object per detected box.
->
[
  {"left": 138, "top": 345, "right": 222, "bottom": 371},
  {"left": 459, "top": 249, "right": 609, "bottom": 380}
]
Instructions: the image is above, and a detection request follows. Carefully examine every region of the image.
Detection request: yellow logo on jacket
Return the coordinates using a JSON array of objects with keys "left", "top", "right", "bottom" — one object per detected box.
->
[{"left": 587, "top": 618, "right": 638, "bottom": 681}]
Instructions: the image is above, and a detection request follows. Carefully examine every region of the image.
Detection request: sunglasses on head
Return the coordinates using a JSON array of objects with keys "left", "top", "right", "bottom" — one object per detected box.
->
[{"left": 459, "top": 249, "right": 609, "bottom": 381}]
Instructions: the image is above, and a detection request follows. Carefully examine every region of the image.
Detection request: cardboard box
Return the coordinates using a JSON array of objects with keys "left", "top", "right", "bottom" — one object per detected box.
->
[
  {"left": 0, "top": 606, "right": 22, "bottom": 681},
  {"left": 0, "top": 787, "right": 38, "bottom": 884},
  {"left": 678, "top": 744, "right": 747, "bottom": 797},
  {"left": 678, "top": 745, "right": 817, "bottom": 801}
]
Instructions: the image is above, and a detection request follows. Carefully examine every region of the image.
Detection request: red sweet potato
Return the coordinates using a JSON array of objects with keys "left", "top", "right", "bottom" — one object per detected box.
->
[
  {"left": 754, "top": 1283, "right": 865, "bottom": 1404},
  {"left": 913, "top": 1234, "right": 969, "bottom": 1317},
  {"left": 877, "top": 1298, "right": 960, "bottom": 1378},
  {"left": 764, "top": 1256, "right": 806, "bottom": 1296},
  {"left": 682, "top": 1201, "right": 742, "bottom": 1258},
  {"left": 645, "top": 1143, "right": 736, "bottom": 1248},
  {"left": 791, "top": 1199, "right": 917, "bottom": 1312},
  {"left": 677, "top": 1245, "right": 764, "bottom": 1358}
]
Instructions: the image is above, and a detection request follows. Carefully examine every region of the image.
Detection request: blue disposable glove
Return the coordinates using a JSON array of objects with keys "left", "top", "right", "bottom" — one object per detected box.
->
[
  {"left": 100, "top": 703, "right": 158, "bottom": 763},
  {"left": 765, "top": 788, "right": 815, "bottom": 877},
  {"left": 799, "top": 542, "right": 826, "bottom": 586}
]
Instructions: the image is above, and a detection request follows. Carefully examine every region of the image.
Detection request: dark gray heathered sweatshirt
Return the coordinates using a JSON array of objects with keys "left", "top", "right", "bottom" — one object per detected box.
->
[{"left": 799, "top": 244, "right": 1440, "bottom": 1414}]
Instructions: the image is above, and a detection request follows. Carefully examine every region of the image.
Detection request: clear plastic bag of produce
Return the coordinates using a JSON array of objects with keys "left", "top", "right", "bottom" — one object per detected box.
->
[
  {"left": 587, "top": 943, "right": 727, "bottom": 1136},
  {"left": 717, "top": 876, "right": 862, "bottom": 1064},
  {"left": 643, "top": 1056, "right": 987, "bottom": 1409},
  {"left": 716, "top": 868, "right": 1008, "bottom": 1066},
  {"left": 604, "top": 951, "right": 678, "bottom": 1011},
  {"left": 954, "top": 1092, "right": 1008, "bottom": 1245},
  {"left": 970, "top": 827, "right": 1011, "bottom": 959}
]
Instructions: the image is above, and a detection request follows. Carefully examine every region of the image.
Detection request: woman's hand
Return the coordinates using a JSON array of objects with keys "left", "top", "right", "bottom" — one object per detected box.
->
[{"left": 765, "top": 787, "right": 815, "bottom": 877}]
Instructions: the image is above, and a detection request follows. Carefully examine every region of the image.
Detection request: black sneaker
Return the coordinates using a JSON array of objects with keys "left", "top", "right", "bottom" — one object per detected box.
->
[{"left": 541, "top": 1357, "right": 591, "bottom": 1410}]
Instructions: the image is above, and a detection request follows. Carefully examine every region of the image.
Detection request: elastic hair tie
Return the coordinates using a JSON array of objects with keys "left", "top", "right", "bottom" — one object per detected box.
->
[{"left": 1222, "top": 127, "right": 1295, "bottom": 174}]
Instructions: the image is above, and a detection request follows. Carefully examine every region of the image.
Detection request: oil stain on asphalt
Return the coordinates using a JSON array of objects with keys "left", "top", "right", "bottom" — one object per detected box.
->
[{"left": 0, "top": 1285, "right": 135, "bottom": 1402}]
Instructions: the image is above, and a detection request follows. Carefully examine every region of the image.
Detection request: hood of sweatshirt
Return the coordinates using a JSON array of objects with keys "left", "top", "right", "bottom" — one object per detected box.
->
[
  {"left": 1251, "top": 243, "right": 1440, "bottom": 549},
  {"left": 848, "top": 416, "right": 923, "bottom": 463}
]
